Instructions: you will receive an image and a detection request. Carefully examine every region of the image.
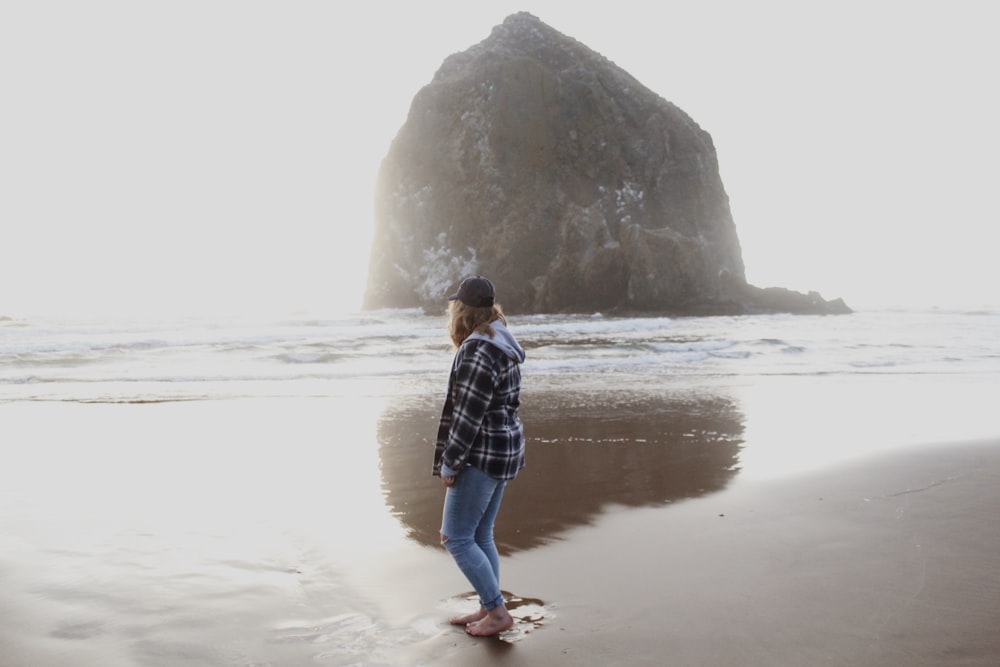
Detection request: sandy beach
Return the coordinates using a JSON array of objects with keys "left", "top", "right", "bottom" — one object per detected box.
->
[
  {"left": 435, "top": 439, "right": 1000, "bottom": 667},
  {"left": 1, "top": 392, "right": 998, "bottom": 667}
]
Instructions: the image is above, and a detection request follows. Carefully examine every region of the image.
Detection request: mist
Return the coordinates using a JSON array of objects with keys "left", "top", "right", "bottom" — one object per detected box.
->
[{"left": 2, "top": 1, "right": 997, "bottom": 317}]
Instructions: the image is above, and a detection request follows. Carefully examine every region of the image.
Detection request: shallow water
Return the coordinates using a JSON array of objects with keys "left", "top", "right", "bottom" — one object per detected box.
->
[{"left": 2, "top": 307, "right": 998, "bottom": 664}]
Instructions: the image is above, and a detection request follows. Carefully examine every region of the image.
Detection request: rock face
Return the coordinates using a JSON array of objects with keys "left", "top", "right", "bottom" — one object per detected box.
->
[{"left": 363, "top": 13, "right": 849, "bottom": 315}]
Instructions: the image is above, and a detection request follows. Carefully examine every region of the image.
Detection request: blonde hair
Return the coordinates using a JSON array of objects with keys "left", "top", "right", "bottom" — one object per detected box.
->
[{"left": 448, "top": 300, "right": 507, "bottom": 347}]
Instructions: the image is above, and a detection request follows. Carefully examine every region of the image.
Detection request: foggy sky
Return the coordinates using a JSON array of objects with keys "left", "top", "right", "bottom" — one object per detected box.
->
[{"left": 2, "top": 1, "right": 997, "bottom": 317}]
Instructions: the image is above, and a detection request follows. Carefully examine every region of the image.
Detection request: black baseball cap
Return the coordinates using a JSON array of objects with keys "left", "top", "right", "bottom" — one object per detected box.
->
[{"left": 447, "top": 276, "right": 495, "bottom": 307}]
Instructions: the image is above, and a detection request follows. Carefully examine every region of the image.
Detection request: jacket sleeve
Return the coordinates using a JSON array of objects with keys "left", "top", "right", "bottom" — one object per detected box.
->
[
  {"left": 432, "top": 389, "right": 453, "bottom": 476},
  {"left": 438, "top": 343, "right": 495, "bottom": 472}
]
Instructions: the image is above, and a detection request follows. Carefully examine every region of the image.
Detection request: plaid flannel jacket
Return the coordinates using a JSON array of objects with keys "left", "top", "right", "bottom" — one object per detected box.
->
[{"left": 433, "top": 338, "right": 525, "bottom": 480}]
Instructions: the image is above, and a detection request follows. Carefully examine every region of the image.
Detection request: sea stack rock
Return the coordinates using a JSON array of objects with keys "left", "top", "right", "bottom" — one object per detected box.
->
[{"left": 363, "top": 12, "right": 849, "bottom": 315}]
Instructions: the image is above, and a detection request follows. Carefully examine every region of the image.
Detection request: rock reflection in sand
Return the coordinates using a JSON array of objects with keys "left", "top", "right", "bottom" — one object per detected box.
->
[{"left": 377, "top": 390, "right": 744, "bottom": 554}]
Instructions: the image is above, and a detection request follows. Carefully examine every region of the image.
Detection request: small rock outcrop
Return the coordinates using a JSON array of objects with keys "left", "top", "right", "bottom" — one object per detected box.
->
[{"left": 363, "top": 13, "right": 849, "bottom": 315}]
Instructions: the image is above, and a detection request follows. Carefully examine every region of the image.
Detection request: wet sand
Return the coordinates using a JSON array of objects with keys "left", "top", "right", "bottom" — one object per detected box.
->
[
  {"left": 1, "top": 397, "right": 998, "bottom": 666},
  {"left": 417, "top": 439, "right": 1000, "bottom": 667}
]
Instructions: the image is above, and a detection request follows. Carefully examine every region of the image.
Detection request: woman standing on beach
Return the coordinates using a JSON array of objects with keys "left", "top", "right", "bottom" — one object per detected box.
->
[{"left": 434, "top": 276, "right": 526, "bottom": 637}]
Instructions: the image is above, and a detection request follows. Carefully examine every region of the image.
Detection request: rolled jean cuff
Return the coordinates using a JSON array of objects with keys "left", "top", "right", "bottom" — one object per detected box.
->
[{"left": 483, "top": 592, "right": 505, "bottom": 611}]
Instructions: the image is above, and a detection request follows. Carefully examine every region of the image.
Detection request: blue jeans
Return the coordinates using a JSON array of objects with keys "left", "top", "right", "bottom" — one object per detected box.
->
[{"left": 441, "top": 466, "right": 507, "bottom": 610}]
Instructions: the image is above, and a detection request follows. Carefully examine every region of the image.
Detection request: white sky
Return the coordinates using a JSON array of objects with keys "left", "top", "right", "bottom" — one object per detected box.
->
[{"left": 2, "top": 1, "right": 997, "bottom": 318}]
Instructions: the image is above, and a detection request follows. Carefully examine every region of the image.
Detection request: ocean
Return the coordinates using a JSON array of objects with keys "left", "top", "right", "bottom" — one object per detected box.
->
[
  {"left": 3, "top": 305, "right": 998, "bottom": 494},
  {"left": 1, "top": 306, "right": 998, "bottom": 665},
  {"left": 4, "top": 306, "right": 998, "bottom": 403}
]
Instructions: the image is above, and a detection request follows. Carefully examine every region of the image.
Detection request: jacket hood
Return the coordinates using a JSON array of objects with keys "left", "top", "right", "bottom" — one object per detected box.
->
[{"left": 465, "top": 319, "right": 526, "bottom": 364}]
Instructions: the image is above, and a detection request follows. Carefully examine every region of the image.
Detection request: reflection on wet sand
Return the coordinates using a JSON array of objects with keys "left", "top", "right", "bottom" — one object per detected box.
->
[{"left": 377, "top": 391, "right": 744, "bottom": 554}]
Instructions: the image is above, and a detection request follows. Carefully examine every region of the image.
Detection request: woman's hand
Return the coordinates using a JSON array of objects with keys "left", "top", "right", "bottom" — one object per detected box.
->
[{"left": 440, "top": 462, "right": 459, "bottom": 487}]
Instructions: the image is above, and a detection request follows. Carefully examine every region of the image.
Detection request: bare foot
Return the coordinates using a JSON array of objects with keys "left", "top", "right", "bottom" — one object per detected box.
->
[
  {"left": 465, "top": 607, "right": 514, "bottom": 637},
  {"left": 449, "top": 606, "right": 488, "bottom": 626}
]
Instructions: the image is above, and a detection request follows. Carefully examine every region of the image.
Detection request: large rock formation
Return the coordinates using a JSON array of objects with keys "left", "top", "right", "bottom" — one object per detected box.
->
[{"left": 363, "top": 13, "right": 848, "bottom": 315}]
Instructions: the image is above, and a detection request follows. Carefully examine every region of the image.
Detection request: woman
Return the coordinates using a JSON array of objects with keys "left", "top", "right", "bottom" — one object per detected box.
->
[{"left": 434, "top": 275, "right": 526, "bottom": 637}]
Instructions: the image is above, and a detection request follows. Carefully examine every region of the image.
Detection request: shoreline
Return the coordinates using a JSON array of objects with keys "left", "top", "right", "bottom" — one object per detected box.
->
[{"left": 1, "top": 397, "right": 997, "bottom": 666}]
